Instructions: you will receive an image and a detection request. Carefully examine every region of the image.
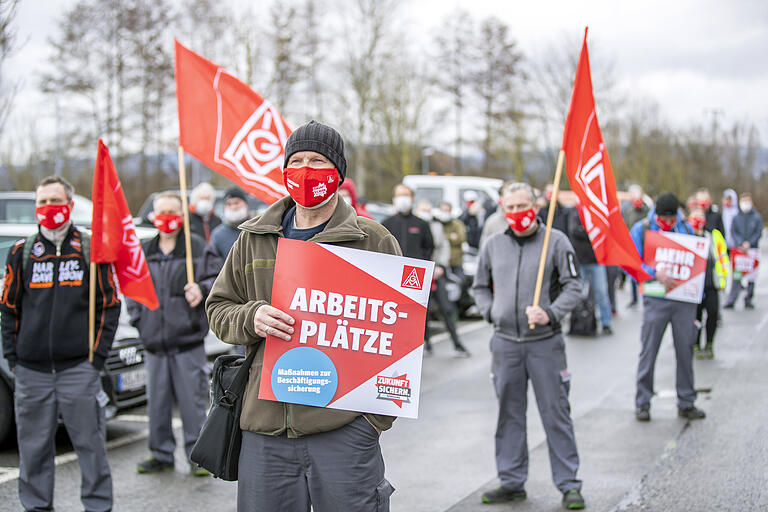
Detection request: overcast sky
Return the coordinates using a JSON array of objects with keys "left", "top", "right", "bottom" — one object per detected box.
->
[{"left": 5, "top": 0, "right": 768, "bottom": 150}]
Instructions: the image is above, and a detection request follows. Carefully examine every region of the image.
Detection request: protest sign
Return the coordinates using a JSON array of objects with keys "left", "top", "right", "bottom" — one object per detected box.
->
[
  {"left": 640, "top": 231, "right": 709, "bottom": 304},
  {"left": 731, "top": 248, "right": 760, "bottom": 282},
  {"left": 258, "top": 238, "right": 434, "bottom": 418}
]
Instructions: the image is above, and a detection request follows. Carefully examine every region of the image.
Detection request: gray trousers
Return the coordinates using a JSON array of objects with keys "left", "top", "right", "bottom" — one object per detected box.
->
[
  {"left": 14, "top": 361, "right": 112, "bottom": 512},
  {"left": 726, "top": 280, "right": 755, "bottom": 305},
  {"left": 490, "top": 334, "right": 581, "bottom": 493},
  {"left": 237, "top": 416, "right": 394, "bottom": 512},
  {"left": 636, "top": 296, "right": 697, "bottom": 410},
  {"left": 145, "top": 344, "right": 208, "bottom": 463}
]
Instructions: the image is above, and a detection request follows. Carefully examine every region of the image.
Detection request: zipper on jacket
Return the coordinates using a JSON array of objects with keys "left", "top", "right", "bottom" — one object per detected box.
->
[
  {"left": 49, "top": 242, "right": 62, "bottom": 372},
  {"left": 514, "top": 245, "right": 523, "bottom": 338}
]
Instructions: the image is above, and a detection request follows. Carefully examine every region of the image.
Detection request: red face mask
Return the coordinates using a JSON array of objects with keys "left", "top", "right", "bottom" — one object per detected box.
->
[
  {"left": 632, "top": 199, "right": 644, "bottom": 209},
  {"left": 36, "top": 204, "right": 71, "bottom": 230},
  {"left": 688, "top": 216, "right": 706, "bottom": 231},
  {"left": 656, "top": 216, "right": 676, "bottom": 232},
  {"left": 153, "top": 213, "right": 183, "bottom": 234},
  {"left": 283, "top": 167, "right": 339, "bottom": 209},
  {"left": 698, "top": 200, "right": 711, "bottom": 210},
  {"left": 505, "top": 208, "right": 537, "bottom": 233}
]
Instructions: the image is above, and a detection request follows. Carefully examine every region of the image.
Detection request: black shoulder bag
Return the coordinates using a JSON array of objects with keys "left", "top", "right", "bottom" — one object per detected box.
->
[{"left": 190, "top": 348, "right": 257, "bottom": 481}]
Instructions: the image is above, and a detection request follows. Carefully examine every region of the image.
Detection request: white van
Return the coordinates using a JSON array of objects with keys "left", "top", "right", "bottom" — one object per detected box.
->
[{"left": 402, "top": 175, "right": 504, "bottom": 216}]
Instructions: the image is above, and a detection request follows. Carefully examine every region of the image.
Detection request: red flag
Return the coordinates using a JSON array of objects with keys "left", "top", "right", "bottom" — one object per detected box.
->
[
  {"left": 92, "top": 140, "right": 159, "bottom": 310},
  {"left": 175, "top": 39, "right": 291, "bottom": 204},
  {"left": 561, "top": 28, "right": 651, "bottom": 283}
]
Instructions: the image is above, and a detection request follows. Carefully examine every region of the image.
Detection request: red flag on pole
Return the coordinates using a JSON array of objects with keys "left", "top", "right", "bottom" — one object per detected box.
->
[
  {"left": 561, "top": 28, "right": 651, "bottom": 283},
  {"left": 92, "top": 140, "right": 159, "bottom": 310},
  {"left": 175, "top": 39, "right": 291, "bottom": 204}
]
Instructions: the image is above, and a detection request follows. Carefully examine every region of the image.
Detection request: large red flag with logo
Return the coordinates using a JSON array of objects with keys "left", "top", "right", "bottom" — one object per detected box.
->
[
  {"left": 91, "top": 140, "right": 159, "bottom": 310},
  {"left": 175, "top": 39, "right": 291, "bottom": 204},
  {"left": 561, "top": 29, "right": 651, "bottom": 283}
]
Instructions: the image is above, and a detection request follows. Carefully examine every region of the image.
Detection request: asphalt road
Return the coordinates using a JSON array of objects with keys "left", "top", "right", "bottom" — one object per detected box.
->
[{"left": 0, "top": 264, "right": 766, "bottom": 511}]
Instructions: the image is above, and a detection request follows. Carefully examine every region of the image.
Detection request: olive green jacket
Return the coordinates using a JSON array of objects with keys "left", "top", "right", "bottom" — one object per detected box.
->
[{"left": 206, "top": 196, "right": 402, "bottom": 437}]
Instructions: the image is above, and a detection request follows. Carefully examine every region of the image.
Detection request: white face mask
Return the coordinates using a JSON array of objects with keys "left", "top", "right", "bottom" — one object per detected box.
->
[
  {"left": 195, "top": 199, "right": 213, "bottom": 216},
  {"left": 415, "top": 210, "right": 432, "bottom": 222},
  {"left": 435, "top": 210, "right": 452, "bottom": 223},
  {"left": 224, "top": 206, "right": 249, "bottom": 225},
  {"left": 393, "top": 195, "right": 412, "bottom": 213},
  {"left": 739, "top": 201, "right": 753, "bottom": 212}
]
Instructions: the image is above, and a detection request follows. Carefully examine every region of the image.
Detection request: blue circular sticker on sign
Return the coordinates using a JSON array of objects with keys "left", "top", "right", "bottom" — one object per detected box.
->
[{"left": 271, "top": 347, "right": 338, "bottom": 407}]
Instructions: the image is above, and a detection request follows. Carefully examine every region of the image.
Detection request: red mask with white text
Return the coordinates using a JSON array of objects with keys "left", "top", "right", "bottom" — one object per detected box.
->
[
  {"left": 505, "top": 209, "right": 537, "bottom": 233},
  {"left": 688, "top": 216, "right": 705, "bottom": 231},
  {"left": 153, "top": 213, "right": 183, "bottom": 234},
  {"left": 283, "top": 167, "right": 339, "bottom": 209},
  {"left": 656, "top": 216, "right": 675, "bottom": 232},
  {"left": 36, "top": 204, "right": 71, "bottom": 230}
]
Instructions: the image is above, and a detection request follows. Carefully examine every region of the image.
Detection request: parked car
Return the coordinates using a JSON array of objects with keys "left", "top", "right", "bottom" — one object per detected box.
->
[
  {"left": 0, "top": 223, "right": 150, "bottom": 444},
  {"left": 0, "top": 191, "right": 94, "bottom": 227},
  {"left": 402, "top": 175, "right": 504, "bottom": 217}
]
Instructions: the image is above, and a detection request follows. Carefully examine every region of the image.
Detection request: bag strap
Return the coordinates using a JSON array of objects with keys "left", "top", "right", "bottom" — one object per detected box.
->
[
  {"left": 21, "top": 234, "right": 38, "bottom": 272},
  {"left": 222, "top": 349, "right": 258, "bottom": 404}
]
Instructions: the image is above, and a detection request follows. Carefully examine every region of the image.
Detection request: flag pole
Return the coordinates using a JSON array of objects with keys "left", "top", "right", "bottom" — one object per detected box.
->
[
  {"left": 177, "top": 146, "right": 195, "bottom": 284},
  {"left": 88, "top": 261, "right": 96, "bottom": 362},
  {"left": 530, "top": 149, "right": 565, "bottom": 329}
]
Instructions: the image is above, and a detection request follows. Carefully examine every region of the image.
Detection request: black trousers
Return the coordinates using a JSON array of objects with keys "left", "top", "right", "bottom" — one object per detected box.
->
[
  {"left": 425, "top": 276, "right": 462, "bottom": 350},
  {"left": 696, "top": 289, "right": 719, "bottom": 348}
]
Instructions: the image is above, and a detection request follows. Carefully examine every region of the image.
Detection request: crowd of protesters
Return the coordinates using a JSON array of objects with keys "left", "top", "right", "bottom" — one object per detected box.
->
[{"left": 1, "top": 120, "right": 763, "bottom": 511}]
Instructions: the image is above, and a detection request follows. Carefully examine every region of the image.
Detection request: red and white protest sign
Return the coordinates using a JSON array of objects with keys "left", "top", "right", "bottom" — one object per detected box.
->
[
  {"left": 258, "top": 239, "right": 434, "bottom": 418},
  {"left": 730, "top": 248, "right": 759, "bottom": 282},
  {"left": 175, "top": 40, "right": 291, "bottom": 204},
  {"left": 640, "top": 231, "right": 709, "bottom": 304}
]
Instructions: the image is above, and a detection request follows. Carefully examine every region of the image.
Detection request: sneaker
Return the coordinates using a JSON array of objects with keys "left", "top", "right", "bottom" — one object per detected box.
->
[
  {"left": 678, "top": 406, "right": 706, "bottom": 420},
  {"left": 705, "top": 347, "right": 714, "bottom": 359},
  {"left": 190, "top": 463, "right": 211, "bottom": 477},
  {"left": 137, "top": 457, "right": 174, "bottom": 474},
  {"left": 694, "top": 346, "right": 705, "bottom": 359},
  {"left": 635, "top": 408, "right": 650, "bottom": 421},
  {"left": 562, "top": 489, "right": 586, "bottom": 509},
  {"left": 627, "top": 299, "right": 638, "bottom": 308},
  {"left": 423, "top": 343, "right": 433, "bottom": 356},
  {"left": 745, "top": 302, "right": 755, "bottom": 309},
  {"left": 601, "top": 326, "right": 613, "bottom": 336},
  {"left": 480, "top": 486, "right": 526, "bottom": 504},
  {"left": 454, "top": 345, "right": 471, "bottom": 358},
  {"left": 723, "top": 302, "right": 735, "bottom": 310}
]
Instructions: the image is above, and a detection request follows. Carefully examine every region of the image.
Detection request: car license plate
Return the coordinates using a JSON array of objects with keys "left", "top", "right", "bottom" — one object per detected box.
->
[{"left": 117, "top": 368, "right": 146, "bottom": 391}]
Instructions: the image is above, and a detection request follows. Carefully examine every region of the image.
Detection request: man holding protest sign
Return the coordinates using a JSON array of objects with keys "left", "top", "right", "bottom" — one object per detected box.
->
[
  {"left": 472, "top": 183, "right": 585, "bottom": 509},
  {"left": 206, "top": 121, "right": 400, "bottom": 511},
  {"left": 724, "top": 193, "right": 762, "bottom": 310},
  {"left": 630, "top": 193, "right": 706, "bottom": 422}
]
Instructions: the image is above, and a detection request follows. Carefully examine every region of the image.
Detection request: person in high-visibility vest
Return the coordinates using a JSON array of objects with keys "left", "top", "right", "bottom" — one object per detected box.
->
[{"left": 688, "top": 207, "right": 730, "bottom": 359}]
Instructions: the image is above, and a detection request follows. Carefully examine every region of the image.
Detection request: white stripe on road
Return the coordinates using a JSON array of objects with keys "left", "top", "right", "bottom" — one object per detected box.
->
[{"left": 0, "top": 417, "right": 182, "bottom": 485}]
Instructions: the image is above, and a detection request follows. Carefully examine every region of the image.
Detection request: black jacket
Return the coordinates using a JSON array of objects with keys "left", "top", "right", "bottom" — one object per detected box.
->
[
  {"left": 126, "top": 233, "right": 220, "bottom": 354},
  {"left": 189, "top": 212, "right": 222, "bottom": 243},
  {"left": 538, "top": 204, "right": 570, "bottom": 234},
  {"left": 0, "top": 226, "right": 120, "bottom": 372},
  {"left": 382, "top": 212, "right": 434, "bottom": 260},
  {"left": 704, "top": 206, "right": 725, "bottom": 234},
  {"left": 566, "top": 208, "right": 597, "bottom": 265}
]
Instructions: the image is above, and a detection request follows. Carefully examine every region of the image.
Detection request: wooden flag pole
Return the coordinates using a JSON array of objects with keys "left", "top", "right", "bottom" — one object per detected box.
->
[
  {"left": 177, "top": 146, "right": 195, "bottom": 285},
  {"left": 88, "top": 262, "right": 96, "bottom": 362},
  {"left": 530, "top": 149, "right": 566, "bottom": 329}
]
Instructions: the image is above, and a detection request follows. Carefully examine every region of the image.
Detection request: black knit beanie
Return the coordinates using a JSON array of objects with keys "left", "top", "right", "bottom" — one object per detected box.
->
[
  {"left": 283, "top": 120, "right": 347, "bottom": 183},
  {"left": 655, "top": 193, "right": 679, "bottom": 216}
]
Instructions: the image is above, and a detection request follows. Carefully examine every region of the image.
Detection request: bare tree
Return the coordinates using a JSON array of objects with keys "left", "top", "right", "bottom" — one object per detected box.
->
[
  {"left": 340, "top": 0, "right": 400, "bottom": 197},
  {"left": 432, "top": 8, "right": 475, "bottom": 172},
  {"left": 0, "top": 0, "right": 20, "bottom": 139},
  {"left": 266, "top": 1, "right": 305, "bottom": 114},
  {"left": 470, "top": 17, "right": 524, "bottom": 173}
]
